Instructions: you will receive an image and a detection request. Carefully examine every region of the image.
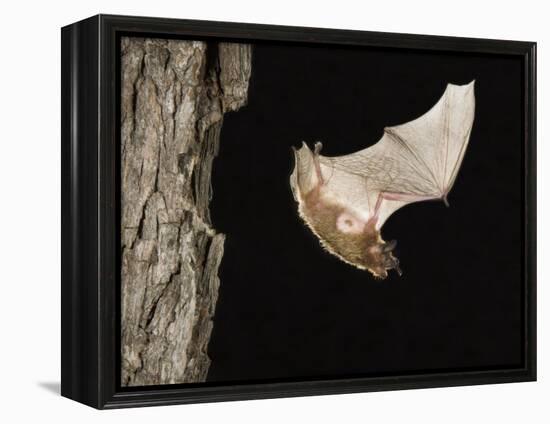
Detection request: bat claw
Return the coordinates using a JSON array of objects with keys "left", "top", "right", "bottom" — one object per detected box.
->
[{"left": 314, "top": 142, "right": 323, "bottom": 155}]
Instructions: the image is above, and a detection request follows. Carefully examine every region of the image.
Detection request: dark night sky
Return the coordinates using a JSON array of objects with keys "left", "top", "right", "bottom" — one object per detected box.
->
[{"left": 206, "top": 41, "right": 524, "bottom": 384}]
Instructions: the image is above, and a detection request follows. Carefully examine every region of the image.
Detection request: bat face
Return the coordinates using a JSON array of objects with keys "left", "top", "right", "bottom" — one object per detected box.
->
[{"left": 289, "top": 82, "right": 475, "bottom": 279}]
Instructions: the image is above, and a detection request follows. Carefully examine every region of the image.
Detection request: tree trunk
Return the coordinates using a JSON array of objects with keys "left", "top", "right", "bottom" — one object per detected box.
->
[{"left": 120, "top": 37, "right": 252, "bottom": 386}]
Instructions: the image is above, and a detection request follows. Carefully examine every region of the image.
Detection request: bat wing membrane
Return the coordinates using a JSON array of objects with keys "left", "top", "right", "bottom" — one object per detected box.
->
[{"left": 317, "top": 81, "right": 475, "bottom": 229}]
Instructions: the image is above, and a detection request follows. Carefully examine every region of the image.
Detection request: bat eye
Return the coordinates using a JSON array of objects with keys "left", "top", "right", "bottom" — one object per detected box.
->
[{"left": 344, "top": 219, "right": 353, "bottom": 227}]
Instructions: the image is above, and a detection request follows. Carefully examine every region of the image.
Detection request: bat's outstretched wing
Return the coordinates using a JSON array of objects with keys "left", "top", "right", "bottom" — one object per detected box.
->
[{"left": 310, "top": 81, "right": 475, "bottom": 230}]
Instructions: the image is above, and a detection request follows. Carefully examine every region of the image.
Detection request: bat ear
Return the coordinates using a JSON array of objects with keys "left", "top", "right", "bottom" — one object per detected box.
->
[{"left": 382, "top": 239, "right": 397, "bottom": 253}]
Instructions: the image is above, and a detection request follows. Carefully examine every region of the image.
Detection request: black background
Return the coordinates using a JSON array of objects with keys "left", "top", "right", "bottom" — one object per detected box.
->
[{"left": 207, "top": 41, "right": 523, "bottom": 383}]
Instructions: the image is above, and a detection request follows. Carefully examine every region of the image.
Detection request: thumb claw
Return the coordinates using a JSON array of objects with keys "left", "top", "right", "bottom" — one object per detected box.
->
[{"left": 314, "top": 141, "right": 323, "bottom": 155}]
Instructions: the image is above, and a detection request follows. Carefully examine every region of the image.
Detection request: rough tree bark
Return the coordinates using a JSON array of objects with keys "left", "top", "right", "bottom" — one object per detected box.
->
[{"left": 120, "top": 37, "right": 252, "bottom": 386}]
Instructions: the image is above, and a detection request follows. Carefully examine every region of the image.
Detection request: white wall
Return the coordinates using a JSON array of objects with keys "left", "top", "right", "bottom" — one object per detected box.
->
[{"left": 0, "top": 0, "right": 546, "bottom": 422}]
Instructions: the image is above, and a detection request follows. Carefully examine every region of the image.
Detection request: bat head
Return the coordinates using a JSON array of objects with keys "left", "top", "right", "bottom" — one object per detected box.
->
[
  {"left": 361, "top": 236, "right": 402, "bottom": 279},
  {"left": 324, "top": 218, "right": 401, "bottom": 279}
]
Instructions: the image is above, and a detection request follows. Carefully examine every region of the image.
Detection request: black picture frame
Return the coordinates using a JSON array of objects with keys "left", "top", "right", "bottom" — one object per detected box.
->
[{"left": 61, "top": 14, "right": 537, "bottom": 409}]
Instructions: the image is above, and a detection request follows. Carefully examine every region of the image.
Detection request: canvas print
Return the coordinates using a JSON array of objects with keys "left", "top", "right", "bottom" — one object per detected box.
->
[{"left": 120, "top": 36, "right": 523, "bottom": 387}]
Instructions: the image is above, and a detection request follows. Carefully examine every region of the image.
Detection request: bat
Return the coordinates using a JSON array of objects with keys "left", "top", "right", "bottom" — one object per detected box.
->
[{"left": 290, "top": 81, "right": 475, "bottom": 279}]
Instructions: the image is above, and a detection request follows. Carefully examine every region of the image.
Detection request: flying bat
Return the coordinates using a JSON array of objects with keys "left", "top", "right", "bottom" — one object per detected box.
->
[{"left": 290, "top": 81, "right": 475, "bottom": 279}]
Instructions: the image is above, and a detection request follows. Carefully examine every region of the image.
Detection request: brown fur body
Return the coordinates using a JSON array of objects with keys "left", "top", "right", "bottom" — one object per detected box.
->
[{"left": 299, "top": 186, "right": 400, "bottom": 279}]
